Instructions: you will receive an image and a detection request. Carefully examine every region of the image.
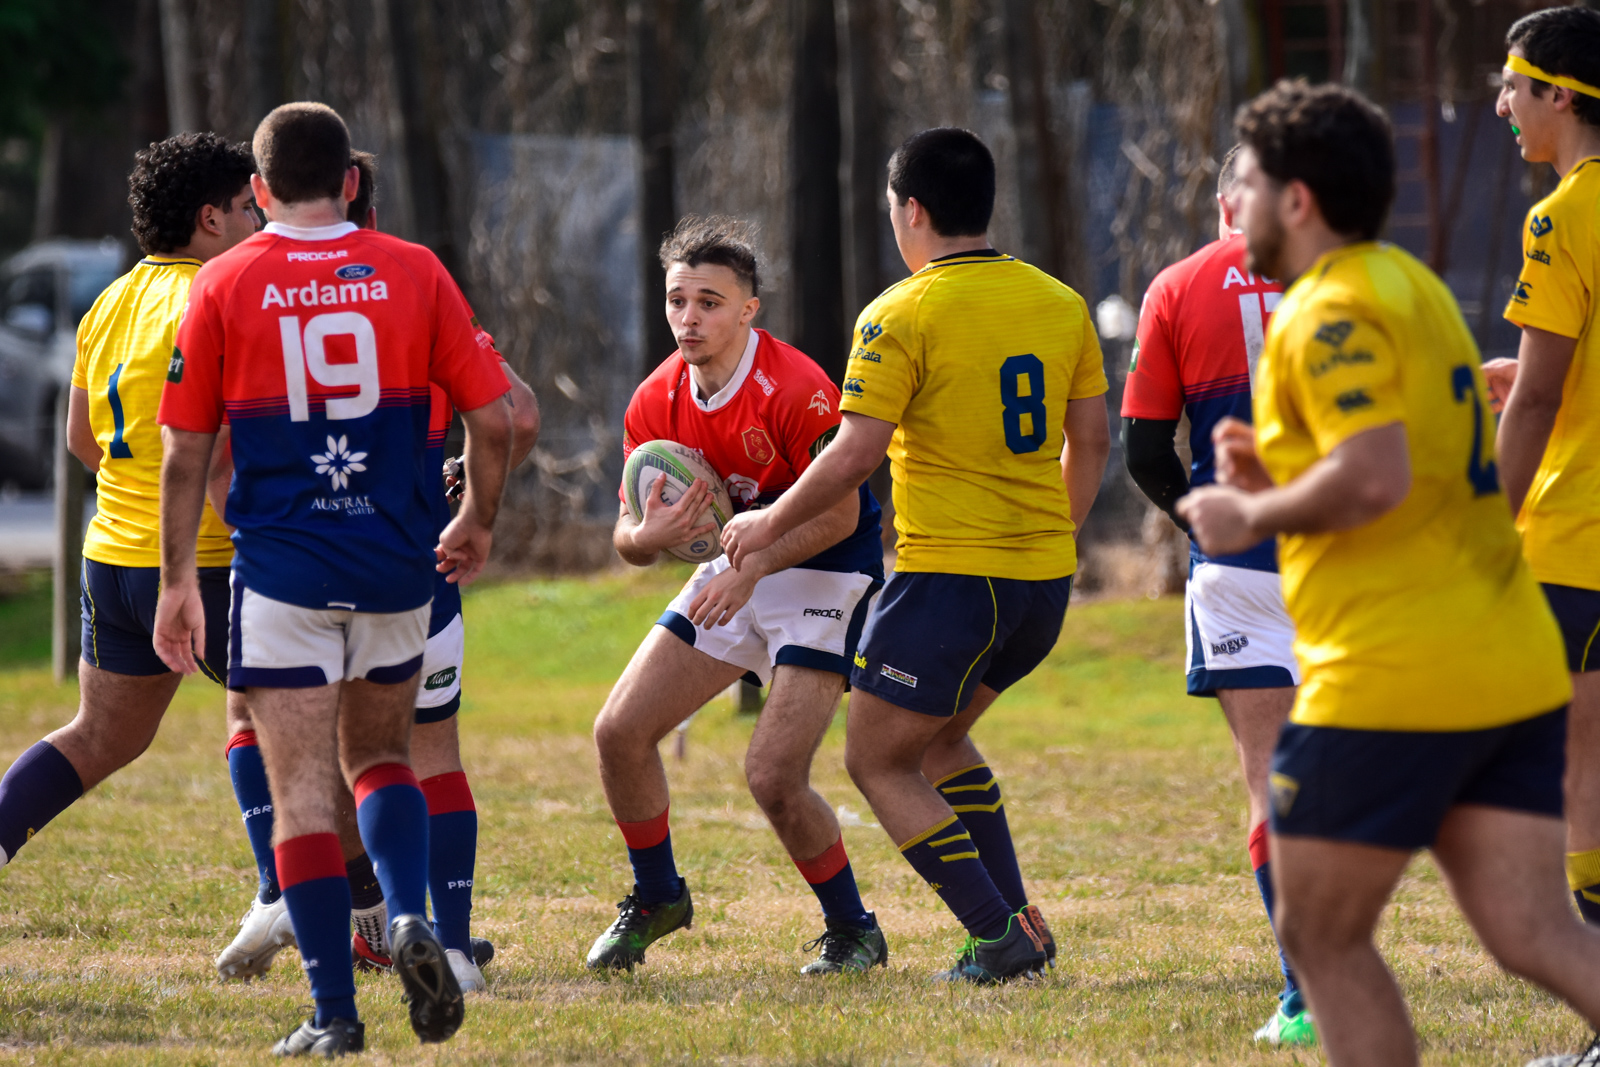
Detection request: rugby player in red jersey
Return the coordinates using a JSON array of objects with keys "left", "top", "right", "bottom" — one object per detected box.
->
[
  {"left": 585, "top": 216, "right": 889, "bottom": 974},
  {"left": 1120, "top": 146, "right": 1311, "bottom": 1046},
  {"left": 154, "top": 103, "right": 511, "bottom": 1056}
]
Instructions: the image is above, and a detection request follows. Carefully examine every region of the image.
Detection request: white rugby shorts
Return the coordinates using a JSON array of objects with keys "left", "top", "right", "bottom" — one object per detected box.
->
[
  {"left": 1185, "top": 560, "right": 1299, "bottom": 697},
  {"left": 415, "top": 612, "right": 464, "bottom": 722},
  {"left": 228, "top": 576, "right": 429, "bottom": 690},
  {"left": 658, "top": 556, "right": 881, "bottom": 685}
]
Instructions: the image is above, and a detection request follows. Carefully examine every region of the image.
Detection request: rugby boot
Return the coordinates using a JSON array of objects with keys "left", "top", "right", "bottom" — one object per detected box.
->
[
  {"left": 470, "top": 936, "right": 495, "bottom": 969},
  {"left": 271, "top": 1017, "right": 364, "bottom": 1058},
  {"left": 1527, "top": 1032, "right": 1600, "bottom": 1067},
  {"left": 800, "top": 913, "right": 889, "bottom": 974},
  {"left": 932, "top": 911, "right": 1047, "bottom": 984},
  {"left": 1253, "top": 1002, "right": 1316, "bottom": 1047},
  {"left": 216, "top": 895, "right": 296, "bottom": 981},
  {"left": 585, "top": 881, "right": 693, "bottom": 971},
  {"left": 389, "top": 913, "right": 465, "bottom": 1043},
  {"left": 447, "top": 947, "right": 487, "bottom": 993},
  {"left": 351, "top": 931, "right": 393, "bottom": 973},
  {"left": 1022, "top": 904, "right": 1057, "bottom": 968}
]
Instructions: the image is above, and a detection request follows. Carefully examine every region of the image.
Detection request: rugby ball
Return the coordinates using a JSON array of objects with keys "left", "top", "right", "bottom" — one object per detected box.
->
[{"left": 622, "top": 440, "right": 735, "bottom": 563}]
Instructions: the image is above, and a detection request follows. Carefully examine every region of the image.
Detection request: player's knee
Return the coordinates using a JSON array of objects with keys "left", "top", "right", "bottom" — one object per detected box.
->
[
  {"left": 593, "top": 707, "right": 642, "bottom": 763},
  {"left": 745, "top": 759, "right": 801, "bottom": 815}
]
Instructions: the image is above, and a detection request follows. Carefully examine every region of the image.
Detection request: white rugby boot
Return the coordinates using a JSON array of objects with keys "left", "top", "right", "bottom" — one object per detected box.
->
[
  {"left": 447, "top": 947, "right": 487, "bottom": 994},
  {"left": 215, "top": 895, "right": 296, "bottom": 981}
]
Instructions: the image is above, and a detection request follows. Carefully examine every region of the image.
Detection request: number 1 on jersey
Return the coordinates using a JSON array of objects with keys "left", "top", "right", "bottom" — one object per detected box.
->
[
  {"left": 107, "top": 363, "right": 134, "bottom": 459},
  {"left": 999, "top": 354, "right": 1047, "bottom": 454}
]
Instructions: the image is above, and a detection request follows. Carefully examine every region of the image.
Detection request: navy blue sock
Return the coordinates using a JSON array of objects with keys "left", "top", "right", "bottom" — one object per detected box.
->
[
  {"left": 0, "top": 741, "right": 84, "bottom": 864},
  {"left": 1250, "top": 822, "right": 1302, "bottom": 1013},
  {"left": 618, "top": 808, "right": 681, "bottom": 905},
  {"left": 421, "top": 772, "right": 477, "bottom": 953},
  {"left": 935, "top": 763, "right": 1028, "bottom": 911},
  {"left": 899, "top": 815, "right": 1013, "bottom": 941},
  {"left": 277, "top": 833, "right": 357, "bottom": 1027},
  {"left": 345, "top": 852, "right": 384, "bottom": 910},
  {"left": 226, "top": 732, "right": 279, "bottom": 903},
  {"left": 796, "top": 835, "right": 872, "bottom": 927},
  {"left": 353, "top": 764, "right": 430, "bottom": 919}
]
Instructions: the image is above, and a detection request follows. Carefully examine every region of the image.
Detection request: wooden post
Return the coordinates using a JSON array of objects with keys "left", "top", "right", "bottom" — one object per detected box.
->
[
  {"left": 630, "top": 0, "right": 679, "bottom": 377},
  {"left": 1001, "top": 0, "right": 1065, "bottom": 280},
  {"left": 158, "top": 0, "right": 201, "bottom": 133},
  {"left": 790, "top": 0, "right": 847, "bottom": 382},
  {"left": 52, "top": 389, "right": 83, "bottom": 683},
  {"left": 242, "top": 0, "right": 285, "bottom": 129},
  {"left": 838, "top": 0, "right": 883, "bottom": 323}
]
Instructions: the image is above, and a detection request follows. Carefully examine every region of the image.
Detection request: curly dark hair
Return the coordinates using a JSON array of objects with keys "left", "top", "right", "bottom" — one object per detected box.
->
[
  {"left": 1234, "top": 80, "right": 1395, "bottom": 241},
  {"left": 127, "top": 132, "right": 255, "bottom": 255},
  {"left": 659, "top": 215, "right": 762, "bottom": 295}
]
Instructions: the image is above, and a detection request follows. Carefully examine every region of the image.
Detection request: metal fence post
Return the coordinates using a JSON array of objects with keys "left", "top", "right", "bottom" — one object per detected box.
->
[{"left": 52, "top": 388, "right": 83, "bottom": 683}]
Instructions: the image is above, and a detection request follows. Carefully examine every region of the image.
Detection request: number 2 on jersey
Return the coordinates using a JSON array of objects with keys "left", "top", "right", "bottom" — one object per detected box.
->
[
  {"left": 999, "top": 354, "right": 1047, "bottom": 454},
  {"left": 1450, "top": 364, "right": 1499, "bottom": 497}
]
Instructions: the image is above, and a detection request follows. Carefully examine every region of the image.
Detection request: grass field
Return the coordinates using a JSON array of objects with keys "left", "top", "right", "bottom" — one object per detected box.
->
[{"left": 0, "top": 566, "right": 1587, "bottom": 1064}]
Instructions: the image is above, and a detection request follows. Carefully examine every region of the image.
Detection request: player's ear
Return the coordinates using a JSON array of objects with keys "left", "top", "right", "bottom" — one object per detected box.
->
[
  {"left": 740, "top": 295, "right": 760, "bottom": 325},
  {"left": 194, "top": 202, "right": 222, "bottom": 239},
  {"left": 342, "top": 165, "right": 359, "bottom": 203}
]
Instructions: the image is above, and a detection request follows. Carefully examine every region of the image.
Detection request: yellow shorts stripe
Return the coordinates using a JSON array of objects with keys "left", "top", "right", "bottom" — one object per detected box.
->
[
  {"left": 1581, "top": 617, "right": 1600, "bottom": 673},
  {"left": 952, "top": 579, "right": 999, "bottom": 715}
]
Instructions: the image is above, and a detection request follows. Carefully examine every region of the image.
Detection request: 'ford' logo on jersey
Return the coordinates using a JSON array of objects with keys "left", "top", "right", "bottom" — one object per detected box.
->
[{"left": 334, "top": 263, "right": 376, "bottom": 281}]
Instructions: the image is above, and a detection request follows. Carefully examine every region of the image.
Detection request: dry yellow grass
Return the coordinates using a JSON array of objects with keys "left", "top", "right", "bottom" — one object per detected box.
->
[{"left": 0, "top": 567, "right": 1586, "bottom": 1063}]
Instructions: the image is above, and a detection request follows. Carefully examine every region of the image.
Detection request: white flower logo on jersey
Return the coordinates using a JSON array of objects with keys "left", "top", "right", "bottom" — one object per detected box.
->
[{"left": 311, "top": 435, "right": 368, "bottom": 490}]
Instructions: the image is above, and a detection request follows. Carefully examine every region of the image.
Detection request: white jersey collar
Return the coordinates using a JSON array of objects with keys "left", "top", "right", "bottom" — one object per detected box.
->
[
  {"left": 263, "top": 221, "right": 359, "bottom": 241},
  {"left": 690, "top": 329, "right": 759, "bottom": 413}
]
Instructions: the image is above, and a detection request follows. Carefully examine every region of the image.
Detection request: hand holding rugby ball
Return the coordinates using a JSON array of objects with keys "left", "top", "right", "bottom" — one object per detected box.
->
[{"left": 623, "top": 440, "right": 735, "bottom": 563}]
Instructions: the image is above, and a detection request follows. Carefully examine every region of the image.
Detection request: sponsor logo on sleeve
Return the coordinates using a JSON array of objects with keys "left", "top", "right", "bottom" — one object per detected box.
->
[
  {"left": 1308, "top": 349, "right": 1374, "bottom": 378},
  {"left": 880, "top": 664, "right": 918, "bottom": 688},
  {"left": 1513, "top": 279, "right": 1533, "bottom": 303},
  {"left": 753, "top": 368, "right": 776, "bottom": 396},
  {"left": 808, "top": 426, "right": 838, "bottom": 459},
  {"left": 1530, "top": 214, "right": 1554, "bottom": 238},
  {"left": 166, "top": 346, "right": 184, "bottom": 383},
  {"left": 1312, "top": 320, "right": 1354, "bottom": 348},
  {"left": 742, "top": 426, "right": 775, "bottom": 465},
  {"left": 1526, "top": 248, "right": 1552, "bottom": 266},
  {"left": 334, "top": 263, "right": 377, "bottom": 280},
  {"left": 842, "top": 377, "right": 865, "bottom": 398},
  {"left": 1128, "top": 339, "right": 1140, "bottom": 374},
  {"left": 1334, "top": 388, "right": 1373, "bottom": 413},
  {"left": 860, "top": 322, "right": 884, "bottom": 344}
]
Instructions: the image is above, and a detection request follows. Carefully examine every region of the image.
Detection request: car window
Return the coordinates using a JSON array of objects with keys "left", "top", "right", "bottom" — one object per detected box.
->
[
  {"left": 69, "top": 264, "right": 119, "bottom": 324},
  {"left": 0, "top": 269, "right": 56, "bottom": 338}
]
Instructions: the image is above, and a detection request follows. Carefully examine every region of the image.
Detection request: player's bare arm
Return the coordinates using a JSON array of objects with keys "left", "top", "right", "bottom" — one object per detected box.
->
[
  {"left": 1497, "top": 326, "right": 1580, "bottom": 513},
  {"left": 66, "top": 386, "right": 102, "bottom": 473},
  {"left": 1481, "top": 358, "right": 1519, "bottom": 413},
  {"left": 503, "top": 363, "right": 541, "bottom": 467},
  {"left": 437, "top": 396, "right": 513, "bottom": 586},
  {"left": 1060, "top": 394, "right": 1111, "bottom": 533},
  {"left": 722, "top": 413, "right": 895, "bottom": 569},
  {"left": 685, "top": 490, "right": 860, "bottom": 628},
  {"left": 1212, "top": 416, "right": 1276, "bottom": 492},
  {"left": 153, "top": 425, "right": 218, "bottom": 675},
  {"left": 614, "top": 475, "right": 717, "bottom": 566},
  {"left": 206, "top": 423, "right": 234, "bottom": 530},
  {"left": 1179, "top": 422, "right": 1410, "bottom": 556}
]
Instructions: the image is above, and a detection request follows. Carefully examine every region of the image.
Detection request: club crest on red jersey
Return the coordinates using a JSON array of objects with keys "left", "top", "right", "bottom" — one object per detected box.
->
[{"left": 743, "top": 426, "right": 775, "bottom": 465}]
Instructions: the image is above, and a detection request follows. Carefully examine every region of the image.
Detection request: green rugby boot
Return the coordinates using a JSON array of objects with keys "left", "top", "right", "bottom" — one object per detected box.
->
[
  {"left": 800, "top": 913, "right": 889, "bottom": 974},
  {"left": 1254, "top": 1001, "right": 1317, "bottom": 1047},
  {"left": 932, "top": 911, "right": 1047, "bottom": 984},
  {"left": 585, "top": 882, "right": 693, "bottom": 971}
]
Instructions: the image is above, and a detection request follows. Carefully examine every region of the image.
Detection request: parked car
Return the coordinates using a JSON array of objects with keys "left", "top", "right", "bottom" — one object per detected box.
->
[{"left": 0, "top": 239, "right": 124, "bottom": 489}]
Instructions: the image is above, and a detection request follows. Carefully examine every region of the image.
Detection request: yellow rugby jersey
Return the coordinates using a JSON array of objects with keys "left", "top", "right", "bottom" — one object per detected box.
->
[
  {"left": 1504, "top": 156, "right": 1600, "bottom": 591},
  {"left": 1257, "top": 241, "right": 1568, "bottom": 732},
  {"left": 841, "top": 250, "right": 1108, "bottom": 579},
  {"left": 72, "top": 256, "right": 232, "bottom": 568}
]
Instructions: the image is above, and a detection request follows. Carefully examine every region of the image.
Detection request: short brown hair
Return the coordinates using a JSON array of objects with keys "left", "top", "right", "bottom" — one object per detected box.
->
[
  {"left": 1234, "top": 81, "right": 1394, "bottom": 241},
  {"left": 658, "top": 215, "right": 761, "bottom": 295},
  {"left": 1217, "top": 144, "right": 1242, "bottom": 199},
  {"left": 253, "top": 102, "right": 351, "bottom": 205},
  {"left": 348, "top": 150, "right": 377, "bottom": 224}
]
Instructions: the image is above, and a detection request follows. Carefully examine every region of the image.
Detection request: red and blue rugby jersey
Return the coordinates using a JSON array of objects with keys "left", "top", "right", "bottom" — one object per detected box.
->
[
  {"left": 159, "top": 221, "right": 509, "bottom": 613},
  {"left": 1121, "top": 233, "right": 1282, "bottom": 571},
  {"left": 622, "top": 328, "right": 882, "bottom": 576}
]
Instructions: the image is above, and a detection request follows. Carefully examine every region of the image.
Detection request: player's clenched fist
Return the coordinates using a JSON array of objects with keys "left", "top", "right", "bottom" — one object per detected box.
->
[
  {"left": 720, "top": 509, "right": 776, "bottom": 571},
  {"left": 1177, "top": 484, "right": 1262, "bottom": 558},
  {"left": 1481, "top": 357, "right": 1518, "bottom": 414},
  {"left": 1212, "top": 417, "right": 1274, "bottom": 492},
  {"left": 152, "top": 581, "right": 207, "bottom": 675}
]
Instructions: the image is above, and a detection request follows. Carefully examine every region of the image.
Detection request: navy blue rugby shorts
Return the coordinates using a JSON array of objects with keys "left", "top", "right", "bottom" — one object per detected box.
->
[
  {"left": 80, "top": 558, "right": 230, "bottom": 684},
  {"left": 1541, "top": 583, "right": 1600, "bottom": 673},
  {"left": 850, "top": 571, "right": 1072, "bottom": 718},
  {"left": 1269, "top": 707, "right": 1567, "bottom": 851}
]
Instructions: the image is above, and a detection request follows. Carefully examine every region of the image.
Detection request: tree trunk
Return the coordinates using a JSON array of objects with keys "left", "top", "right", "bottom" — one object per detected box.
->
[
  {"left": 789, "top": 0, "right": 847, "bottom": 381},
  {"left": 242, "top": 0, "right": 285, "bottom": 129},
  {"left": 838, "top": 0, "right": 883, "bottom": 322},
  {"left": 159, "top": 0, "right": 201, "bottom": 133},
  {"left": 1001, "top": 0, "right": 1064, "bottom": 280},
  {"left": 630, "top": 0, "right": 679, "bottom": 377}
]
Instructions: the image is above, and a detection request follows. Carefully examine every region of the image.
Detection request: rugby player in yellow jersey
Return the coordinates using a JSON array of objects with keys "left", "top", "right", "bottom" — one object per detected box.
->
[
  {"left": 1180, "top": 81, "right": 1600, "bottom": 1067},
  {"left": 723, "top": 127, "right": 1111, "bottom": 982},
  {"left": 0, "top": 133, "right": 256, "bottom": 872},
  {"left": 1479, "top": 8, "right": 1600, "bottom": 949}
]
